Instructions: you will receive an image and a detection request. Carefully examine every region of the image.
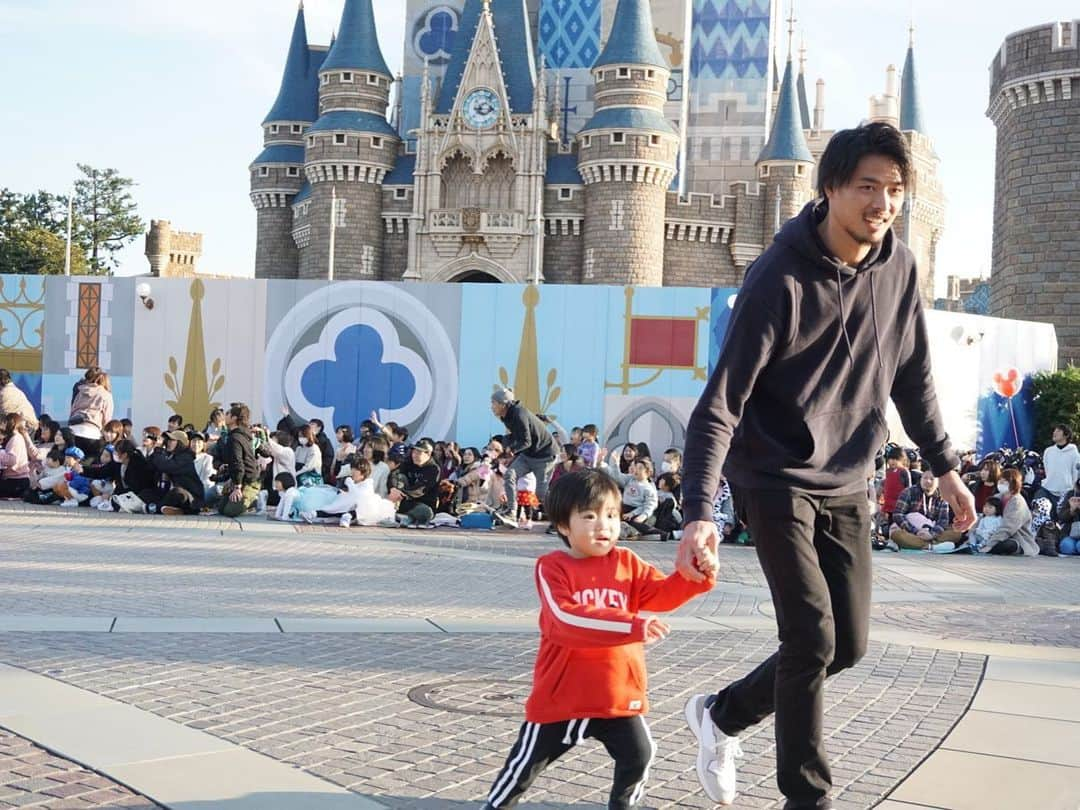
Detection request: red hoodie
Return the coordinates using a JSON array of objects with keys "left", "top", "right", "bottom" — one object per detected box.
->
[{"left": 524, "top": 546, "right": 713, "bottom": 724}]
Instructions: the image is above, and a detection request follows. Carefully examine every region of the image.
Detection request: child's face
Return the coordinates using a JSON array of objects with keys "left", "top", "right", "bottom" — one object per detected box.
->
[
  {"left": 350, "top": 469, "right": 367, "bottom": 484},
  {"left": 274, "top": 480, "right": 284, "bottom": 493},
  {"left": 983, "top": 502, "right": 997, "bottom": 517},
  {"left": 561, "top": 494, "right": 622, "bottom": 559},
  {"left": 54, "top": 436, "right": 65, "bottom": 449},
  {"left": 45, "top": 456, "right": 60, "bottom": 469},
  {"left": 191, "top": 438, "right": 205, "bottom": 454},
  {"left": 632, "top": 462, "right": 649, "bottom": 480},
  {"left": 100, "top": 450, "right": 111, "bottom": 464},
  {"left": 64, "top": 456, "right": 78, "bottom": 469}
]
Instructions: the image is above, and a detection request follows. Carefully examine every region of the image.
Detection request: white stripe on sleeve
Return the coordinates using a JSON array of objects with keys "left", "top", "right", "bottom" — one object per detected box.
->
[{"left": 537, "top": 563, "right": 634, "bottom": 635}]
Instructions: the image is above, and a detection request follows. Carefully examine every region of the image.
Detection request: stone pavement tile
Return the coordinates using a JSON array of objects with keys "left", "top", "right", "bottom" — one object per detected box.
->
[
  {"left": 973, "top": 679, "right": 1080, "bottom": 722},
  {"left": 889, "top": 749, "right": 1080, "bottom": 810},
  {"left": 984, "top": 656, "right": 1080, "bottom": 688},
  {"left": 112, "top": 618, "right": 281, "bottom": 633},
  {"left": 942, "top": 708, "right": 1080, "bottom": 766},
  {"left": 0, "top": 617, "right": 113, "bottom": 633},
  {"left": 870, "top": 802, "right": 945, "bottom": 809},
  {"left": 277, "top": 619, "right": 440, "bottom": 634}
]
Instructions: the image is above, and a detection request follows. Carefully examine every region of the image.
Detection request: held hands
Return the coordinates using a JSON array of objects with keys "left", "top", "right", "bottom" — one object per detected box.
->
[
  {"left": 938, "top": 470, "right": 977, "bottom": 532},
  {"left": 642, "top": 616, "right": 671, "bottom": 646},
  {"left": 387, "top": 488, "right": 404, "bottom": 503},
  {"left": 677, "top": 520, "right": 720, "bottom": 583}
]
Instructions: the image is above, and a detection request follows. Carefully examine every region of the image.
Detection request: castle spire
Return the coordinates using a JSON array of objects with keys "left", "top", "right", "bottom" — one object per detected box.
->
[
  {"left": 758, "top": 42, "right": 813, "bottom": 163},
  {"left": 263, "top": 4, "right": 313, "bottom": 124},
  {"left": 900, "top": 24, "right": 927, "bottom": 134},
  {"left": 321, "top": 0, "right": 390, "bottom": 77},
  {"left": 796, "top": 35, "right": 811, "bottom": 131},
  {"left": 593, "top": 0, "right": 667, "bottom": 69}
]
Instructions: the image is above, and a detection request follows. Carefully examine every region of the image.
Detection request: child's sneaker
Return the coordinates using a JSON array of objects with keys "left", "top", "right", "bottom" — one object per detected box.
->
[
  {"left": 685, "top": 694, "right": 742, "bottom": 805},
  {"left": 492, "top": 507, "right": 518, "bottom": 528},
  {"left": 60, "top": 498, "right": 80, "bottom": 508},
  {"left": 299, "top": 510, "right": 317, "bottom": 524},
  {"left": 339, "top": 512, "right": 353, "bottom": 528}
]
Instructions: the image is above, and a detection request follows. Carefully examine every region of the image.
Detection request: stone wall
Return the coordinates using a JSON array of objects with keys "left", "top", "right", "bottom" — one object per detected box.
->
[
  {"left": 583, "top": 181, "right": 666, "bottom": 285},
  {"left": 299, "top": 182, "right": 384, "bottom": 281},
  {"left": 988, "top": 21, "right": 1080, "bottom": 365}
]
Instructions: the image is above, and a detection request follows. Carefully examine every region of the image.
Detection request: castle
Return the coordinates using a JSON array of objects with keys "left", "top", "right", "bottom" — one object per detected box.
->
[
  {"left": 251, "top": 0, "right": 944, "bottom": 300},
  {"left": 987, "top": 20, "right": 1080, "bottom": 366}
]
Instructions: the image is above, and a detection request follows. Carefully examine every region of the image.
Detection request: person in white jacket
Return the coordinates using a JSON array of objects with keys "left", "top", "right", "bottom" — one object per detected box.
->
[
  {"left": 1037, "top": 425, "right": 1080, "bottom": 506},
  {"left": 299, "top": 458, "right": 395, "bottom": 527}
]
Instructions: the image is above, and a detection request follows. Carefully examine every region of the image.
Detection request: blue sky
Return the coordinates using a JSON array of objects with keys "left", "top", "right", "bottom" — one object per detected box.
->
[{"left": 0, "top": 1, "right": 1074, "bottom": 295}]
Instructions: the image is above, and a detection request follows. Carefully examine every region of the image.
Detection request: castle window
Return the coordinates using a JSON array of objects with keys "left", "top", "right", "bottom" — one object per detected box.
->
[
  {"left": 559, "top": 188, "right": 572, "bottom": 200},
  {"left": 371, "top": 136, "right": 383, "bottom": 148},
  {"left": 335, "top": 133, "right": 347, "bottom": 145},
  {"left": 342, "top": 72, "right": 353, "bottom": 83},
  {"left": 291, "top": 124, "right": 303, "bottom": 134},
  {"left": 796, "top": 164, "right": 806, "bottom": 176},
  {"left": 618, "top": 67, "right": 630, "bottom": 78},
  {"left": 321, "top": 74, "right": 330, "bottom": 86},
  {"left": 259, "top": 167, "right": 270, "bottom": 177},
  {"left": 287, "top": 167, "right": 299, "bottom": 177},
  {"left": 611, "top": 132, "right": 625, "bottom": 144},
  {"left": 650, "top": 134, "right": 661, "bottom": 146},
  {"left": 394, "top": 188, "right": 408, "bottom": 200},
  {"left": 583, "top": 135, "right": 592, "bottom": 147},
  {"left": 308, "top": 135, "right": 315, "bottom": 147},
  {"left": 647, "top": 69, "right": 656, "bottom": 79},
  {"left": 596, "top": 71, "right": 605, "bottom": 82},
  {"left": 367, "top": 74, "right": 380, "bottom": 85},
  {"left": 759, "top": 165, "right": 770, "bottom": 177},
  {"left": 270, "top": 124, "right": 279, "bottom": 135}
]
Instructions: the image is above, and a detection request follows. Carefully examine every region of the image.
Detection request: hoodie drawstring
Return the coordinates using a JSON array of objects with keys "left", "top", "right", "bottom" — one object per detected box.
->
[
  {"left": 835, "top": 267, "right": 855, "bottom": 366},
  {"left": 869, "top": 272, "right": 885, "bottom": 370}
]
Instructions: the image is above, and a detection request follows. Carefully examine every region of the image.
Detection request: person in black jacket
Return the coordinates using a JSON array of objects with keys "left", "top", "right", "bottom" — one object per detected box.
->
[
  {"left": 388, "top": 438, "right": 441, "bottom": 526},
  {"left": 150, "top": 431, "right": 205, "bottom": 515},
  {"left": 676, "top": 123, "right": 977, "bottom": 809},
  {"left": 80, "top": 439, "right": 157, "bottom": 507},
  {"left": 490, "top": 388, "right": 555, "bottom": 524},
  {"left": 218, "top": 404, "right": 260, "bottom": 518}
]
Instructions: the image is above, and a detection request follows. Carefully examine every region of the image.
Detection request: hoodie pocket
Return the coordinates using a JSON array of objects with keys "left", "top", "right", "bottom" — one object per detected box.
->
[{"left": 803, "top": 407, "right": 888, "bottom": 475}]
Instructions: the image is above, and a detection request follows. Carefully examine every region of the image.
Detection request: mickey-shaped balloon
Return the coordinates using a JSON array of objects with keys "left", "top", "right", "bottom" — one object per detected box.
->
[{"left": 992, "top": 367, "right": 1021, "bottom": 399}]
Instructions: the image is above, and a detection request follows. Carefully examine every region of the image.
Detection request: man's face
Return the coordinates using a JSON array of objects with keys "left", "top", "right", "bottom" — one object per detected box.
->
[
  {"left": 1053, "top": 428, "right": 1066, "bottom": 445},
  {"left": 825, "top": 155, "right": 905, "bottom": 251},
  {"left": 309, "top": 421, "right": 322, "bottom": 436},
  {"left": 490, "top": 400, "right": 507, "bottom": 419},
  {"left": 920, "top": 473, "right": 937, "bottom": 495},
  {"left": 411, "top": 448, "right": 431, "bottom": 466}
]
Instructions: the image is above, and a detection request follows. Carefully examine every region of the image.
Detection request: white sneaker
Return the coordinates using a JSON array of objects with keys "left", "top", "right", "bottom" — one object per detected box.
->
[
  {"left": 299, "top": 510, "right": 317, "bottom": 524},
  {"left": 60, "top": 498, "right": 80, "bottom": 508},
  {"left": 338, "top": 513, "right": 353, "bottom": 528},
  {"left": 685, "top": 694, "right": 742, "bottom": 805}
]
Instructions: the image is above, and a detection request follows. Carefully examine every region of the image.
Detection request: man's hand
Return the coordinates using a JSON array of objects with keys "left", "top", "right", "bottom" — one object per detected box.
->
[
  {"left": 938, "top": 470, "right": 976, "bottom": 532},
  {"left": 642, "top": 616, "right": 671, "bottom": 645},
  {"left": 677, "top": 520, "right": 720, "bottom": 583},
  {"left": 228, "top": 487, "right": 242, "bottom": 503},
  {"left": 387, "top": 488, "right": 403, "bottom": 504}
]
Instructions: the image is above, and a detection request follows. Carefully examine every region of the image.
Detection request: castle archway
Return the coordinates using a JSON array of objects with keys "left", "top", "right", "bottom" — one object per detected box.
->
[
  {"left": 430, "top": 255, "right": 516, "bottom": 283},
  {"left": 449, "top": 271, "right": 501, "bottom": 283}
]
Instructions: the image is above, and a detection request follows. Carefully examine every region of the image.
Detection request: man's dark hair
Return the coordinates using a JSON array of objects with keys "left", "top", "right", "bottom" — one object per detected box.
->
[
  {"left": 1055, "top": 424, "right": 1074, "bottom": 443},
  {"left": 396, "top": 426, "right": 410, "bottom": 443},
  {"left": 544, "top": 469, "right": 622, "bottom": 548},
  {"left": 817, "top": 122, "right": 911, "bottom": 198},
  {"left": 120, "top": 418, "right": 133, "bottom": 428},
  {"left": 310, "top": 418, "right": 325, "bottom": 432},
  {"left": 228, "top": 404, "right": 250, "bottom": 427},
  {"left": 0, "top": 369, "right": 11, "bottom": 387},
  {"left": 168, "top": 414, "right": 183, "bottom": 426},
  {"left": 113, "top": 439, "right": 138, "bottom": 459},
  {"left": 274, "top": 472, "right": 296, "bottom": 490}
]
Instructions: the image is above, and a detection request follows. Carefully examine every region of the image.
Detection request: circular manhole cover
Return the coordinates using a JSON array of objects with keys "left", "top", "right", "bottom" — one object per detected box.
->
[{"left": 408, "top": 678, "right": 529, "bottom": 717}]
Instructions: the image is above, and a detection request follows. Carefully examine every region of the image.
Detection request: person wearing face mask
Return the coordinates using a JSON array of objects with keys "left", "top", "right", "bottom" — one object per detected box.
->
[
  {"left": 980, "top": 468, "right": 1037, "bottom": 555},
  {"left": 293, "top": 425, "right": 323, "bottom": 487},
  {"left": 889, "top": 471, "right": 965, "bottom": 550}
]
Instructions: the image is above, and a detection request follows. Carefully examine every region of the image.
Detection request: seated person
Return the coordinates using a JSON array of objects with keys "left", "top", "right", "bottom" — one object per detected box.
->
[
  {"left": 148, "top": 430, "right": 206, "bottom": 516},
  {"left": 890, "top": 471, "right": 964, "bottom": 550},
  {"left": 299, "top": 458, "right": 395, "bottom": 527},
  {"left": 388, "top": 439, "right": 440, "bottom": 527},
  {"left": 1056, "top": 476, "right": 1080, "bottom": 556},
  {"left": 979, "top": 468, "right": 1037, "bottom": 556},
  {"left": 968, "top": 496, "right": 1003, "bottom": 553},
  {"left": 621, "top": 458, "right": 659, "bottom": 537},
  {"left": 270, "top": 472, "right": 299, "bottom": 521}
]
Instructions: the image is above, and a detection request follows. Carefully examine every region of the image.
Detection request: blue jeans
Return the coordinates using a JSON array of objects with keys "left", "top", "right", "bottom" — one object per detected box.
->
[{"left": 1060, "top": 537, "right": 1080, "bottom": 556}]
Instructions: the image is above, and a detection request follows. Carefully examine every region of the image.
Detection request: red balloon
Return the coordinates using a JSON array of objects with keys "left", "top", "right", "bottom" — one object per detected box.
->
[{"left": 992, "top": 368, "right": 1022, "bottom": 399}]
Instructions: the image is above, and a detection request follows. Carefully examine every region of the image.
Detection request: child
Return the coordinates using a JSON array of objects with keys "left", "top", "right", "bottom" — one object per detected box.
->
[
  {"left": 515, "top": 471, "right": 538, "bottom": 529},
  {"left": 88, "top": 445, "right": 117, "bottom": 508},
  {"left": 621, "top": 458, "right": 659, "bottom": 538},
  {"left": 578, "top": 424, "right": 601, "bottom": 468},
  {"left": 969, "top": 496, "right": 1003, "bottom": 552},
  {"left": 26, "top": 447, "right": 67, "bottom": 506},
  {"left": 190, "top": 433, "right": 216, "bottom": 499},
  {"left": 880, "top": 446, "right": 911, "bottom": 531},
  {"left": 57, "top": 447, "right": 91, "bottom": 507},
  {"left": 270, "top": 472, "right": 299, "bottom": 522},
  {"left": 299, "top": 458, "right": 395, "bottom": 527},
  {"left": 652, "top": 472, "right": 683, "bottom": 541},
  {"left": 482, "top": 469, "right": 715, "bottom": 810}
]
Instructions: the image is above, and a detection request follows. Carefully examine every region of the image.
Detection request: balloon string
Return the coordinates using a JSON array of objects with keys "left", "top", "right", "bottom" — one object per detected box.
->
[{"left": 1007, "top": 398, "right": 1020, "bottom": 449}]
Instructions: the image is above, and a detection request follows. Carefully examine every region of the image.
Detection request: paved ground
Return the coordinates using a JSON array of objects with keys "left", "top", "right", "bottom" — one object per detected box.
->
[{"left": 0, "top": 503, "right": 1076, "bottom": 809}]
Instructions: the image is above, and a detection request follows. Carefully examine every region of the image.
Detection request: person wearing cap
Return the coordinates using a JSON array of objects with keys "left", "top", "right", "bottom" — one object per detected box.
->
[
  {"left": 387, "top": 438, "right": 440, "bottom": 526},
  {"left": 218, "top": 404, "right": 261, "bottom": 518},
  {"left": 147, "top": 430, "right": 205, "bottom": 515},
  {"left": 489, "top": 388, "right": 556, "bottom": 526}
]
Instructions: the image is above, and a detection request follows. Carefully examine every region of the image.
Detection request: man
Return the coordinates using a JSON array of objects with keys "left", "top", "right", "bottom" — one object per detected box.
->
[
  {"left": 388, "top": 438, "right": 440, "bottom": 526},
  {"left": 490, "top": 388, "right": 556, "bottom": 526},
  {"left": 889, "top": 470, "right": 963, "bottom": 550},
  {"left": 218, "top": 404, "right": 260, "bottom": 518},
  {"left": 676, "top": 122, "right": 976, "bottom": 810},
  {"left": 1036, "top": 425, "right": 1080, "bottom": 507}
]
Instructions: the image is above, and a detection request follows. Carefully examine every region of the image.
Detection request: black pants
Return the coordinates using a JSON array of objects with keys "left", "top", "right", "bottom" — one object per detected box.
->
[
  {"left": 709, "top": 489, "right": 871, "bottom": 810},
  {"left": 0, "top": 477, "right": 30, "bottom": 499},
  {"left": 485, "top": 716, "right": 654, "bottom": 809},
  {"left": 988, "top": 538, "right": 1020, "bottom": 555},
  {"left": 161, "top": 487, "right": 204, "bottom": 515}
]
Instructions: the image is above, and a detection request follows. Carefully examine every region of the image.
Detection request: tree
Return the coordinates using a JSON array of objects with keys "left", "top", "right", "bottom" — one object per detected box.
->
[
  {"left": 0, "top": 187, "right": 89, "bottom": 275},
  {"left": 1032, "top": 367, "right": 1080, "bottom": 448},
  {"left": 6, "top": 227, "right": 88, "bottom": 275},
  {"left": 73, "top": 164, "right": 143, "bottom": 275}
]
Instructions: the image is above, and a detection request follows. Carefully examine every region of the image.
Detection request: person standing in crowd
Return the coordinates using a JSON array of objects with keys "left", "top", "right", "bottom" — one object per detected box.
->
[
  {"left": 219, "top": 404, "right": 260, "bottom": 517},
  {"left": 676, "top": 122, "right": 976, "bottom": 809},
  {"left": 490, "top": 388, "right": 556, "bottom": 527},
  {"left": 1035, "top": 425, "right": 1080, "bottom": 508},
  {"left": 980, "top": 468, "right": 1037, "bottom": 556},
  {"left": 0, "top": 369, "right": 38, "bottom": 433},
  {"left": 68, "top": 368, "right": 114, "bottom": 457}
]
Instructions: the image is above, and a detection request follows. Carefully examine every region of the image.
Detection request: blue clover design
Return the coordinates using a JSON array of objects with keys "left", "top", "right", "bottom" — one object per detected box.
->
[
  {"left": 415, "top": 8, "right": 457, "bottom": 63},
  {"left": 300, "top": 323, "right": 416, "bottom": 432}
]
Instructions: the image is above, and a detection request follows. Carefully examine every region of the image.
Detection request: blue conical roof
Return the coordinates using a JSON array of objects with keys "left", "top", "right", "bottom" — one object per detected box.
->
[
  {"left": 263, "top": 6, "right": 315, "bottom": 124},
  {"left": 796, "top": 69, "right": 811, "bottom": 130},
  {"left": 321, "top": 0, "right": 390, "bottom": 76},
  {"left": 593, "top": 0, "right": 667, "bottom": 69},
  {"left": 900, "top": 44, "right": 926, "bottom": 134},
  {"left": 758, "top": 58, "right": 812, "bottom": 163}
]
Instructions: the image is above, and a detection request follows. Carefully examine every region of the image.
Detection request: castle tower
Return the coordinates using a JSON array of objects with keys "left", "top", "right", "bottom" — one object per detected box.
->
[
  {"left": 300, "top": 0, "right": 400, "bottom": 280},
  {"left": 988, "top": 20, "right": 1080, "bottom": 365},
  {"left": 251, "top": 3, "right": 324, "bottom": 279},
  {"left": 145, "top": 221, "right": 203, "bottom": 278},
  {"left": 755, "top": 11, "right": 814, "bottom": 241},
  {"left": 578, "top": 0, "right": 678, "bottom": 285},
  {"left": 894, "top": 28, "right": 945, "bottom": 306}
]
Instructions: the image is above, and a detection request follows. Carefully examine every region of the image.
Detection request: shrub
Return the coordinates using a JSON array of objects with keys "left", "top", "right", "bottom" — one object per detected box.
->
[{"left": 1031, "top": 366, "right": 1080, "bottom": 448}]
